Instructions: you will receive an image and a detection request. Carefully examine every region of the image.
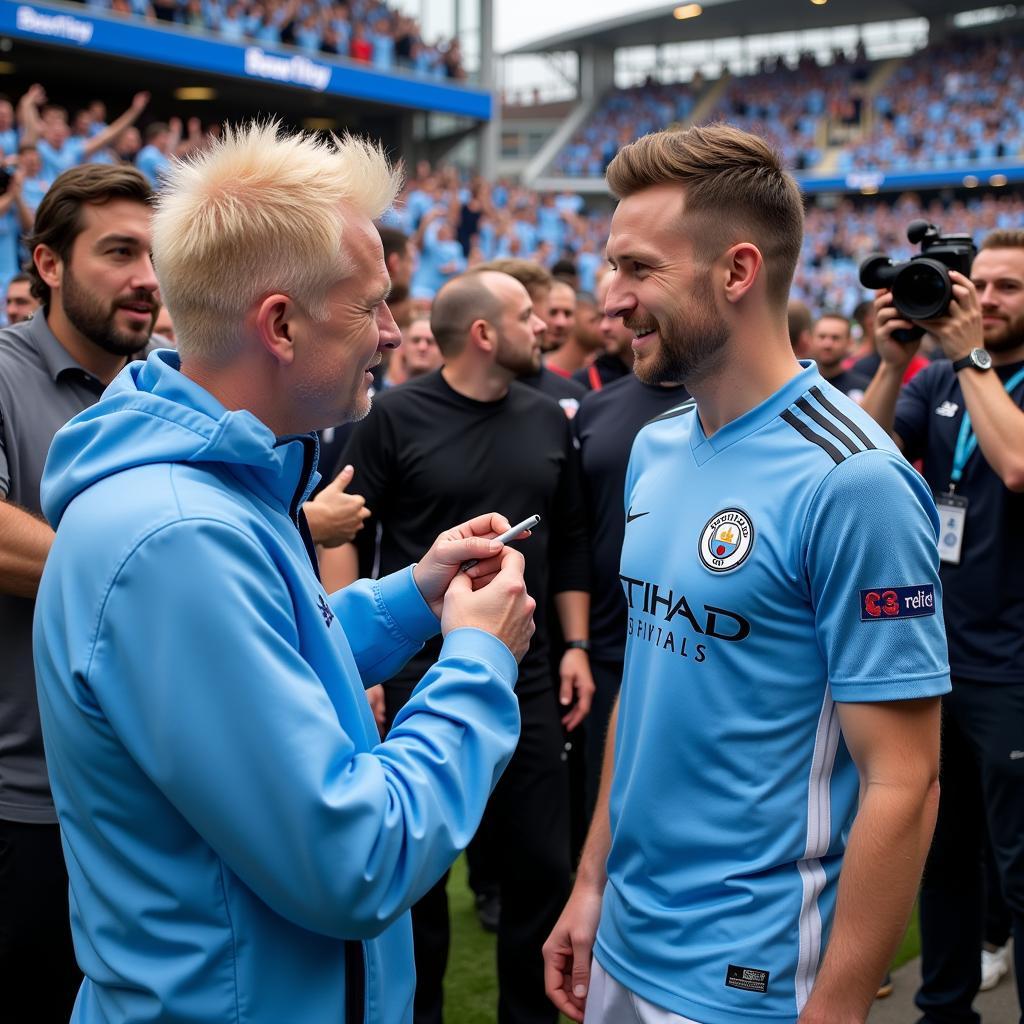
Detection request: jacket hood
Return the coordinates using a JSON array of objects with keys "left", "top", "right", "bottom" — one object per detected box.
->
[{"left": 42, "top": 349, "right": 320, "bottom": 527}]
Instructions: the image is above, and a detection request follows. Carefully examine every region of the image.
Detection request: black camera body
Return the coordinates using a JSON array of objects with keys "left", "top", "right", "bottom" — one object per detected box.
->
[{"left": 859, "top": 220, "right": 977, "bottom": 342}]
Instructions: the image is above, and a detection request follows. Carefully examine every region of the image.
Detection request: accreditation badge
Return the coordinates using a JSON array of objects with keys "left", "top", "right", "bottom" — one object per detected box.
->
[{"left": 935, "top": 492, "right": 968, "bottom": 565}]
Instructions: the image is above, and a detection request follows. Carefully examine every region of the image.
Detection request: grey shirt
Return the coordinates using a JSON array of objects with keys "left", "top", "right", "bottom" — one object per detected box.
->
[{"left": 0, "top": 313, "right": 109, "bottom": 822}]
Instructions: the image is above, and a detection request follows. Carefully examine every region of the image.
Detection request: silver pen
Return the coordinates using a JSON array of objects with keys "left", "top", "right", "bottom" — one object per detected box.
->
[{"left": 460, "top": 515, "right": 541, "bottom": 572}]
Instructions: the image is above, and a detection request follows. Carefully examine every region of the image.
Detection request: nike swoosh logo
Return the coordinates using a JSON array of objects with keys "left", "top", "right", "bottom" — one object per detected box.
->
[{"left": 626, "top": 508, "right": 650, "bottom": 524}]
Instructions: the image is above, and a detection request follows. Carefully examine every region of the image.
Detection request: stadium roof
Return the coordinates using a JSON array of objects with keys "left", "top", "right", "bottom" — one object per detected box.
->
[{"left": 505, "top": 0, "right": 976, "bottom": 55}]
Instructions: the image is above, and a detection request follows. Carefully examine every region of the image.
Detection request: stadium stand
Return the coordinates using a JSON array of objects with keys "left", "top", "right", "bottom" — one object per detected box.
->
[
  {"left": 73, "top": 0, "right": 466, "bottom": 77},
  {"left": 548, "top": 31, "right": 1024, "bottom": 182},
  {"left": 837, "top": 33, "right": 1024, "bottom": 172},
  {"left": 552, "top": 80, "right": 701, "bottom": 177}
]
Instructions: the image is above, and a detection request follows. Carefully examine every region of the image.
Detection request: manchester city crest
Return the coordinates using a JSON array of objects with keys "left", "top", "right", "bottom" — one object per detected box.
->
[{"left": 698, "top": 508, "right": 755, "bottom": 573}]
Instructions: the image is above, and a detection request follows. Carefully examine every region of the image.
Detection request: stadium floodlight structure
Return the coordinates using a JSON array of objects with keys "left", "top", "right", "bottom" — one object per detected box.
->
[{"left": 503, "top": 0, "right": 1014, "bottom": 194}]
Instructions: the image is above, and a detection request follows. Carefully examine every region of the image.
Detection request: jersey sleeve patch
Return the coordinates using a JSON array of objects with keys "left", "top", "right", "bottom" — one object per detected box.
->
[{"left": 859, "top": 584, "right": 936, "bottom": 621}]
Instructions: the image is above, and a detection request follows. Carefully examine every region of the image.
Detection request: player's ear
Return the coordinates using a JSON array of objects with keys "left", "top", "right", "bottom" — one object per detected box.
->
[{"left": 721, "top": 242, "right": 763, "bottom": 305}]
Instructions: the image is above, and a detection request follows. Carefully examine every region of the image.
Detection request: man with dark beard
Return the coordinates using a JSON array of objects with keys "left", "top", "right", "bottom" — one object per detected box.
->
[
  {"left": 0, "top": 163, "right": 157, "bottom": 1021},
  {"left": 861, "top": 230, "right": 1024, "bottom": 1024},
  {"left": 543, "top": 124, "right": 950, "bottom": 1024}
]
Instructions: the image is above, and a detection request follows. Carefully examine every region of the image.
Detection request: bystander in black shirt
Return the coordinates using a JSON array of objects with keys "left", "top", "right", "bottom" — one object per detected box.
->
[
  {"left": 572, "top": 352, "right": 631, "bottom": 393},
  {"left": 518, "top": 365, "right": 586, "bottom": 418},
  {"left": 894, "top": 359, "right": 1024, "bottom": 682},
  {"left": 822, "top": 368, "right": 870, "bottom": 401},
  {"left": 575, "top": 374, "right": 690, "bottom": 661},
  {"left": 341, "top": 369, "right": 590, "bottom": 694}
]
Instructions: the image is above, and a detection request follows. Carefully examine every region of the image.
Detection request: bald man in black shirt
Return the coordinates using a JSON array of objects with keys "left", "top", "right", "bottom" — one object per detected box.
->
[{"left": 341, "top": 270, "right": 593, "bottom": 1024}]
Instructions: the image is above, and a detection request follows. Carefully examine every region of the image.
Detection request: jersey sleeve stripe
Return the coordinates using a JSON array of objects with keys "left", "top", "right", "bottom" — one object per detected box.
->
[
  {"left": 807, "top": 386, "right": 876, "bottom": 450},
  {"left": 780, "top": 409, "right": 847, "bottom": 465},
  {"left": 794, "top": 397, "right": 863, "bottom": 456}
]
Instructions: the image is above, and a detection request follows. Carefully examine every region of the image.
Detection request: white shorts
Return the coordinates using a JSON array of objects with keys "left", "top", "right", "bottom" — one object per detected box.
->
[{"left": 583, "top": 959, "right": 703, "bottom": 1024}]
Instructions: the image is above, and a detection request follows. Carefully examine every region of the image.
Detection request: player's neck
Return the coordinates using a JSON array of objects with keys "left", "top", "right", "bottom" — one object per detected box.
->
[{"left": 688, "top": 338, "right": 802, "bottom": 438}]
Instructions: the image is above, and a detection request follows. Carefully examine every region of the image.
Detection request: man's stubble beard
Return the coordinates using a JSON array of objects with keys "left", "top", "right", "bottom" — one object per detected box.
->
[
  {"left": 496, "top": 332, "right": 542, "bottom": 377},
  {"left": 631, "top": 271, "right": 730, "bottom": 387},
  {"left": 984, "top": 312, "right": 1024, "bottom": 356},
  {"left": 61, "top": 266, "right": 155, "bottom": 358}
]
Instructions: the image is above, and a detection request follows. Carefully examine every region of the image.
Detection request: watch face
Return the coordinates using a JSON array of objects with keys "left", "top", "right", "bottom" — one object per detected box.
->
[{"left": 974, "top": 348, "right": 993, "bottom": 369}]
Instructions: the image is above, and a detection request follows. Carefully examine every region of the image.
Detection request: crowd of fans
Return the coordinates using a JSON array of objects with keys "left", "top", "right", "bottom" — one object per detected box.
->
[
  {"left": 74, "top": 0, "right": 466, "bottom": 77},
  {"left": 837, "top": 33, "right": 1024, "bottom": 172},
  {"left": 2, "top": 77, "right": 1024, "bottom": 329},
  {"left": 553, "top": 81, "right": 699, "bottom": 178},
  {"left": 552, "top": 33, "right": 1023, "bottom": 179},
  {"left": 704, "top": 48, "right": 870, "bottom": 171}
]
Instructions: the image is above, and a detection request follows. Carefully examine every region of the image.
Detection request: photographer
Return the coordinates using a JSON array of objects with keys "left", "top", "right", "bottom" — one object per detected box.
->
[{"left": 861, "top": 229, "right": 1024, "bottom": 1023}]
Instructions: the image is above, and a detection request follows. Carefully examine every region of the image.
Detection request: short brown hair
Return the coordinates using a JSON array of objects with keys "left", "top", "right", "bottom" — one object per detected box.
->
[
  {"left": 606, "top": 123, "right": 804, "bottom": 308},
  {"left": 813, "top": 311, "right": 850, "bottom": 334},
  {"left": 981, "top": 229, "right": 1024, "bottom": 251},
  {"left": 377, "top": 224, "right": 410, "bottom": 261},
  {"left": 474, "top": 258, "right": 552, "bottom": 301},
  {"left": 25, "top": 163, "right": 153, "bottom": 308}
]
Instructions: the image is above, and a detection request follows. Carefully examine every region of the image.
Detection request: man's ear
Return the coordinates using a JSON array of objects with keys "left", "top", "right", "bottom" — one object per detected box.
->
[
  {"left": 721, "top": 242, "right": 763, "bottom": 305},
  {"left": 469, "top": 316, "right": 494, "bottom": 353},
  {"left": 255, "top": 293, "right": 298, "bottom": 366},
  {"left": 33, "top": 244, "right": 62, "bottom": 293}
]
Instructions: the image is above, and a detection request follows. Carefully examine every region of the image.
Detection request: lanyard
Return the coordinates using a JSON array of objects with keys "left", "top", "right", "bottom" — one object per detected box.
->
[{"left": 950, "top": 366, "right": 1024, "bottom": 487}]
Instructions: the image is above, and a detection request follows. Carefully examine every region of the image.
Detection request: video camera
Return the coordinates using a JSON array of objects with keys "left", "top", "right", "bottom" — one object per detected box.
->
[{"left": 859, "top": 220, "right": 976, "bottom": 342}]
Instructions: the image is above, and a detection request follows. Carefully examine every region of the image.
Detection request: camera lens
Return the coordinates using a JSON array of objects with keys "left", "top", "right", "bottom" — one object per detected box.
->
[{"left": 893, "top": 259, "right": 952, "bottom": 321}]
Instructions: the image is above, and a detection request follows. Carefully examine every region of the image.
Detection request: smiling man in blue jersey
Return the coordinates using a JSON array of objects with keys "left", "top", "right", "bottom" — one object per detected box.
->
[{"left": 543, "top": 123, "right": 951, "bottom": 1024}]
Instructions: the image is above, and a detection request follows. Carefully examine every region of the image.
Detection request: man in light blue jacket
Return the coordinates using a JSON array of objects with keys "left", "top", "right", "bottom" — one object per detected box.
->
[{"left": 32, "top": 121, "right": 536, "bottom": 1024}]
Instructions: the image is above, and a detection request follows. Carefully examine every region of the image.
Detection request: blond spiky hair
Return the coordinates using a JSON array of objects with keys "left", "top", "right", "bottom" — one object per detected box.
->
[{"left": 152, "top": 120, "right": 404, "bottom": 361}]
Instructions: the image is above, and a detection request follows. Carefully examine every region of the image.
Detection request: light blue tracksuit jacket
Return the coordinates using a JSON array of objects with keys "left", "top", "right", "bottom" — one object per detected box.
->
[{"left": 33, "top": 350, "right": 521, "bottom": 1023}]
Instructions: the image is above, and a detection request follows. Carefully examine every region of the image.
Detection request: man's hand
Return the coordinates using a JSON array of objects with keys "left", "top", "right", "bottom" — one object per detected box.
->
[
  {"left": 873, "top": 290, "right": 921, "bottom": 372},
  {"left": 559, "top": 648, "right": 594, "bottom": 731},
  {"left": 366, "top": 684, "right": 386, "bottom": 735},
  {"left": 440, "top": 546, "right": 535, "bottom": 661},
  {"left": 131, "top": 91, "right": 151, "bottom": 114},
  {"left": 303, "top": 465, "right": 370, "bottom": 548},
  {"left": 542, "top": 881, "right": 604, "bottom": 1022},
  {"left": 914, "top": 271, "right": 984, "bottom": 361},
  {"left": 412, "top": 512, "right": 533, "bottom": 618},
  {"left": 23, "top": 83, "right": 46, "bottom": 109}
]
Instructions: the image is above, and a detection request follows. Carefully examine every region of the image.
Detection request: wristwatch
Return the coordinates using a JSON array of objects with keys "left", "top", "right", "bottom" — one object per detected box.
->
[
  {"left": 564, "top": 640, "right": 591, "bottom": 652},
  {"left": 951, "top": 348, "right": 993, "bottom": 373}
]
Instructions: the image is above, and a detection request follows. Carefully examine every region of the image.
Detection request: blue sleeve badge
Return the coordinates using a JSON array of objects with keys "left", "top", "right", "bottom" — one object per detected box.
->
[{"left": 860, "top": 584, "right": 935, "bottom": 621}]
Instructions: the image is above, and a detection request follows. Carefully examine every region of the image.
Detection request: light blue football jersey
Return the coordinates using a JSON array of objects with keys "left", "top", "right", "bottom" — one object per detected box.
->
[{"left": 595, "top": 362, "right": 950, "bottom": 1024}]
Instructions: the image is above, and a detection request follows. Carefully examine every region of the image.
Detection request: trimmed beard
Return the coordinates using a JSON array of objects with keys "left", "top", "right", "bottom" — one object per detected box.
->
[
  {"left": 984, "top": 313, "right": 1024, "bottom": 355},
  {"left": 631, "top": 270, "right": 730, "bottom": 386},
  {"left": 496, "top": 330, "right": 542, "bottom": 376},
  {"left": 61, "top": 266, "right": 155, "bottom": 358}
]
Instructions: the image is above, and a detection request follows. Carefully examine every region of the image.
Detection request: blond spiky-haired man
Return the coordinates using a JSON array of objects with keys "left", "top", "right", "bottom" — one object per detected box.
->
[{"left": 32, "top": 122, "right": 535, "bottom": 1024}]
